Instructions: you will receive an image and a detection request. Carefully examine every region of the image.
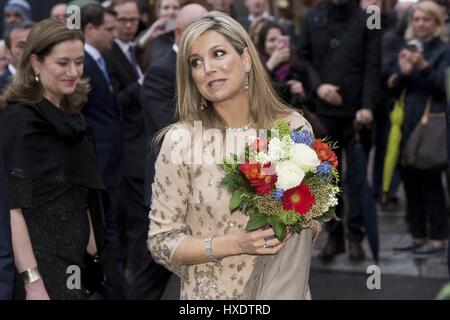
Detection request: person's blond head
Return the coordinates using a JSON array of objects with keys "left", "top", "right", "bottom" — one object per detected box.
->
[
  {"left": 176, "top": 11, "right": 292, "bottom": 132},
  {"left": 405, "top": 0, "right": 445, "bottom": 40},
  {"left": 0, "top": 19, "right": 88, "bottom": 112}
]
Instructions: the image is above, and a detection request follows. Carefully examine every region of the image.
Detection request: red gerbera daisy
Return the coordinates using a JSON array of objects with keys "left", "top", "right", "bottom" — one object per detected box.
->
[
  {"left": 282, "top": 184, "right": 315, "bottom": 215},
  {"left": 249, "top": 174, "right": 277, "bottom": 195}
]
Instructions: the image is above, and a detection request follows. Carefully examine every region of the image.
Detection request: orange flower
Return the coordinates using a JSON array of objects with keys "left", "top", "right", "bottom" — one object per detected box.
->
[
  {"left": 312, "top": 140, "right": 339, "bottom": 168},
  {"left": 239, "top": 163, "right": 276, "bottom": 195}
]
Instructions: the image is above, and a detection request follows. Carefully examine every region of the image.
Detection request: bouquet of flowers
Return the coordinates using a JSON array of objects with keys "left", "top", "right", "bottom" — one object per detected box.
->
[{"left": 220, "top": 119, "right": 340, "bottom": 241}]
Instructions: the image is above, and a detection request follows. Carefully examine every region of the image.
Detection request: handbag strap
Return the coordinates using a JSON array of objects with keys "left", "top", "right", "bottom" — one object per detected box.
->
[
  {"left": 420, "top": 97, "right": 433, "bottom": 125},
  {"left": 399, "top": 89, "right": 406, "bottom": 103}
]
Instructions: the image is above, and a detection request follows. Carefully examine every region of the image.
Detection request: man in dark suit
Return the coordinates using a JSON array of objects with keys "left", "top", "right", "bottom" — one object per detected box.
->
[
  {"left": 0, "top": 20, "right": 32, "bottom": 93},
  {"left": 104, "top": 0, "right": 157, "bottom": 300},
  {"left": 140, "top": 3, "right": 208, "bottom": 299},
  {"left": 299, "top": 0, "right": 380, "bottom": 262},
  {"left": 0, "top": 150, "right": 14, "bottom": 300},
  {"left": 80, "top": 4, "right": 125, "bottom": 283}
]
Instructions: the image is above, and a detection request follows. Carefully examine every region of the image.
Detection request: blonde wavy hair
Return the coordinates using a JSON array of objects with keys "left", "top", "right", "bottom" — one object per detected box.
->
[
  {"left": 0, "top": 19, "right": 89, "bottom": 113},
  {"left": 157, "top": 11, "right": 293, "bottom": 142},
  {"left": 405, "top": 1, "right": 445, "bottom": 40}
]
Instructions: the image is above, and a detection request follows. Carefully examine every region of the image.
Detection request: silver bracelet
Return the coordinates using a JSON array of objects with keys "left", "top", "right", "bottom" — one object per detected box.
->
[{"left": 205, "top": 234, "right": 221, "bottom": 262}]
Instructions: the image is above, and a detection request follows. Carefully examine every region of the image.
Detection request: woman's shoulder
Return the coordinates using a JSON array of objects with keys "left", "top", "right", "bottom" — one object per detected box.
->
[
  {"left": 0, "top": 101, "right": 39, "bottom": 120},
  {"left": 282, "top": 110, "right": 313, "bottom": 133}
]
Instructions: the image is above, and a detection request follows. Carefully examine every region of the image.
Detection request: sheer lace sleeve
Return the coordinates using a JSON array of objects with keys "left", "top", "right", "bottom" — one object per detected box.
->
[
  {"left": 147, "top": 124, "right": 193, "bottom": 276},
  {"left": 7, "top": 176, "right": 33, "bottom": 210}
]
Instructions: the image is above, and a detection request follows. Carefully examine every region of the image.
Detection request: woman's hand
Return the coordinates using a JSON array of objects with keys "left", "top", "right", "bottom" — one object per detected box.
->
[
  {"left": 398, "top": 49, "right": 414, "bottom": 75},
  {"left": 137, "top": 17, "right": 169, "bottom": 48},
  {"left": 234, "top": 227, "right": 291, "bottom": 255},
  {"left": 25, "top": 279, "right": 50, "bottom": 300},
  {"left": 409, "top": 51, "right": 429, "bottom": 70},
  {"left": 287, "top": 80, "right": 305, "bottom": 97},
  {"left": 266, "top": 46, "right": 290, "bottom": 71}
]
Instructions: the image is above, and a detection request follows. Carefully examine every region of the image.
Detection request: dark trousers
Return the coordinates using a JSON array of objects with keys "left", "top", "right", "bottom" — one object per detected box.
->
[
  {"left": 400, "top": 167, "right": 449, "bottom": 240},
  {"left": 117, "top": 177, "right": 172, "bottom": 299},
  {"left": 104, "top": 188, "right": 124, "bottom": 274},
  {"left": 318, "top": 115, "right": 367, "bottom": 243}
]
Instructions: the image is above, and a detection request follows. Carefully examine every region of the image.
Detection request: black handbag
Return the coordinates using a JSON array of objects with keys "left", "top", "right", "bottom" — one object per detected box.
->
[
  {"left": 402, "top": 97, "right": 448, "bottom": 171},
  {"left": 81, "top": 252, "right": 106, "bottom": 295}
]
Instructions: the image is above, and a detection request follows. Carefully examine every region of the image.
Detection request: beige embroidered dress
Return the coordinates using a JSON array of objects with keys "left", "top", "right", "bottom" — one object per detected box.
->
[{"left": 148, "top": 112, "right": 314, "bottom": 300}]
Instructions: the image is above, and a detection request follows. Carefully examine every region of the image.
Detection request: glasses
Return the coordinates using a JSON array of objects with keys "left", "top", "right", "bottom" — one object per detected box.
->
[{"left": 117, "top": 17, "right": 140, "bottom": 25}]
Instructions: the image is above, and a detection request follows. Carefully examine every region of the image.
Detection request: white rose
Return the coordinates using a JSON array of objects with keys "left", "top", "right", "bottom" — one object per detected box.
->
[
  {"left": 290, "top": 143, "right": 321, "bottom": 173},
  {"left": 276, "top": 160, "right": 305, "bottom": 190}
]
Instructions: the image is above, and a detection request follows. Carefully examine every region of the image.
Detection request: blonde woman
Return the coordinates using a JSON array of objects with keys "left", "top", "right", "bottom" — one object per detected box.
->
[
  {"left": 148, "top": 12, "right": 319, "bottom": 300},
  {"left": 388, "top": 1, "right": 450, "bottom": 254}
]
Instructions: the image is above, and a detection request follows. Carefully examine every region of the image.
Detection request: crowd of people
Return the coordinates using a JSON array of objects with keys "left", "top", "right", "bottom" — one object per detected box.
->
[{"left": 0, "top": 0, "right": 449, "bottom": 300}]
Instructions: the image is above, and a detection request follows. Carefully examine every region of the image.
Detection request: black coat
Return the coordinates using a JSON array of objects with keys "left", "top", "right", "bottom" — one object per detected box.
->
[
  {"left": 104, "top": 42, "right": 146, "bottom": 181},
  {"left": 145, "top": 31, "right": 175, "bottom": 71},
  {"left": 82, "top": 52, "right": 123, "bottom": 191},
  {"left": 0, "top": 150, "right": 13, "bottom": 300},
  {"left": 298, "top": 0, "right": 381, "bottom": 117},
  {"left": 140, "top": 49, "right": 177, "bottom": 207},
  {"left": 0, "top": 100, "right": 124, "bottom": 297}
]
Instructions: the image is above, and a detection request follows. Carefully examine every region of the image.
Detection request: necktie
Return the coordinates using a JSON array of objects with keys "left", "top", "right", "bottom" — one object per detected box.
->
[
  {"left": 96, "top": 56, "right": 113, "bottom": 92},
  {"left": 128, "top": 45, "right": 143, "bottom": 78}
]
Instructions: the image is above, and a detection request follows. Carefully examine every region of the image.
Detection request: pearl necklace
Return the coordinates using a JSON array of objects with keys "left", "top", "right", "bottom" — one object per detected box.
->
[{"left": 225, "top": 122, "right": 253, "bottom": 133}]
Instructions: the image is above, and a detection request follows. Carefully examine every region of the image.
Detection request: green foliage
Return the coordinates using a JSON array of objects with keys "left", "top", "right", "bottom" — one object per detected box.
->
[
  {"left": 274, "top": 119, "right": 292, "bottom": 140},
  {"left": 316, "top": 208, "right": 339, "bottom": 223},
  {"left": 279, "top": 210, "right": 301, "bottom": 225},
  {"left": 220, "top": 171, "right": 251, "bottom": 194},
  {"left": 245, "top": 209, "right": 269, "bottom": 231},
  {"left": 229, "top": 190, "right": 243, "bottom": 212},
  {"left": 222, "top": 154, "right": 239, "bottom": 173},
  {"left": 267, "top": 215, "right": 287, "bottom": 241}
]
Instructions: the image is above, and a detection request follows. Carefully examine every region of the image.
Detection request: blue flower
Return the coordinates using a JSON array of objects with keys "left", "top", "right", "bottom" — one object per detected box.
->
[
  {"left": 273, "top": 188, "right": 285, "bottom": 201},
  {"left": 317, "top": 162, "right": 333, "bottom": 179},
  {"left": 291, "top": 129, "right": 314, "bottom": 146}
]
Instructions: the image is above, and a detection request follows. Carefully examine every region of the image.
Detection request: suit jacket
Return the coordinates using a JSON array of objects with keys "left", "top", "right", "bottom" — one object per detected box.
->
[
  {"left": 0, "top": 67, "right": 13, "bottom": 94},
  {"left": 140, "top": 49, "right": 177, "bottom": 207},
  {"left": 104, "top": 42, "right": 146, "bottom": 181},
  {"left": 145, "top": 31, "right": 174, "bottom": 70},
  {"left": 0, "top": 150, "right": 14, "bottom": 300},
  {"left": 82, "top": 52, "right": 123, "bottom": 190}
]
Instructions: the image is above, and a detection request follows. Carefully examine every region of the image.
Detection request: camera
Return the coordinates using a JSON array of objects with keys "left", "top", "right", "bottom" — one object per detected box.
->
[{"left": 406, "top": 39, "right": 423, "bottom": 53}]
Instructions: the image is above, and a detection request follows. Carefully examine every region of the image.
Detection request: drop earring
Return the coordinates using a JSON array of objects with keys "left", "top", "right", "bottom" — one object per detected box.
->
[
  {"left": 200, "top": 97, "right": 207, "bottom": 110},
  {"left": 35, "top": 74, "right": 40, "bottom": 83},
  {"left": 244, "top": 73, "right": 249, "bottom": 91}
]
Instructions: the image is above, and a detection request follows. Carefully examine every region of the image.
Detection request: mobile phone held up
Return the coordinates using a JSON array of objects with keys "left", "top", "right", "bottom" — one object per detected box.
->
[
  {"left": 406, "top": 39, "right": 423, "bottom": 53},
  {"left": 165, "top": 19, "right": 177, "bottom": 32},
  {"left": 277, "top": 35, "right": 290, "bottom": 49}
]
